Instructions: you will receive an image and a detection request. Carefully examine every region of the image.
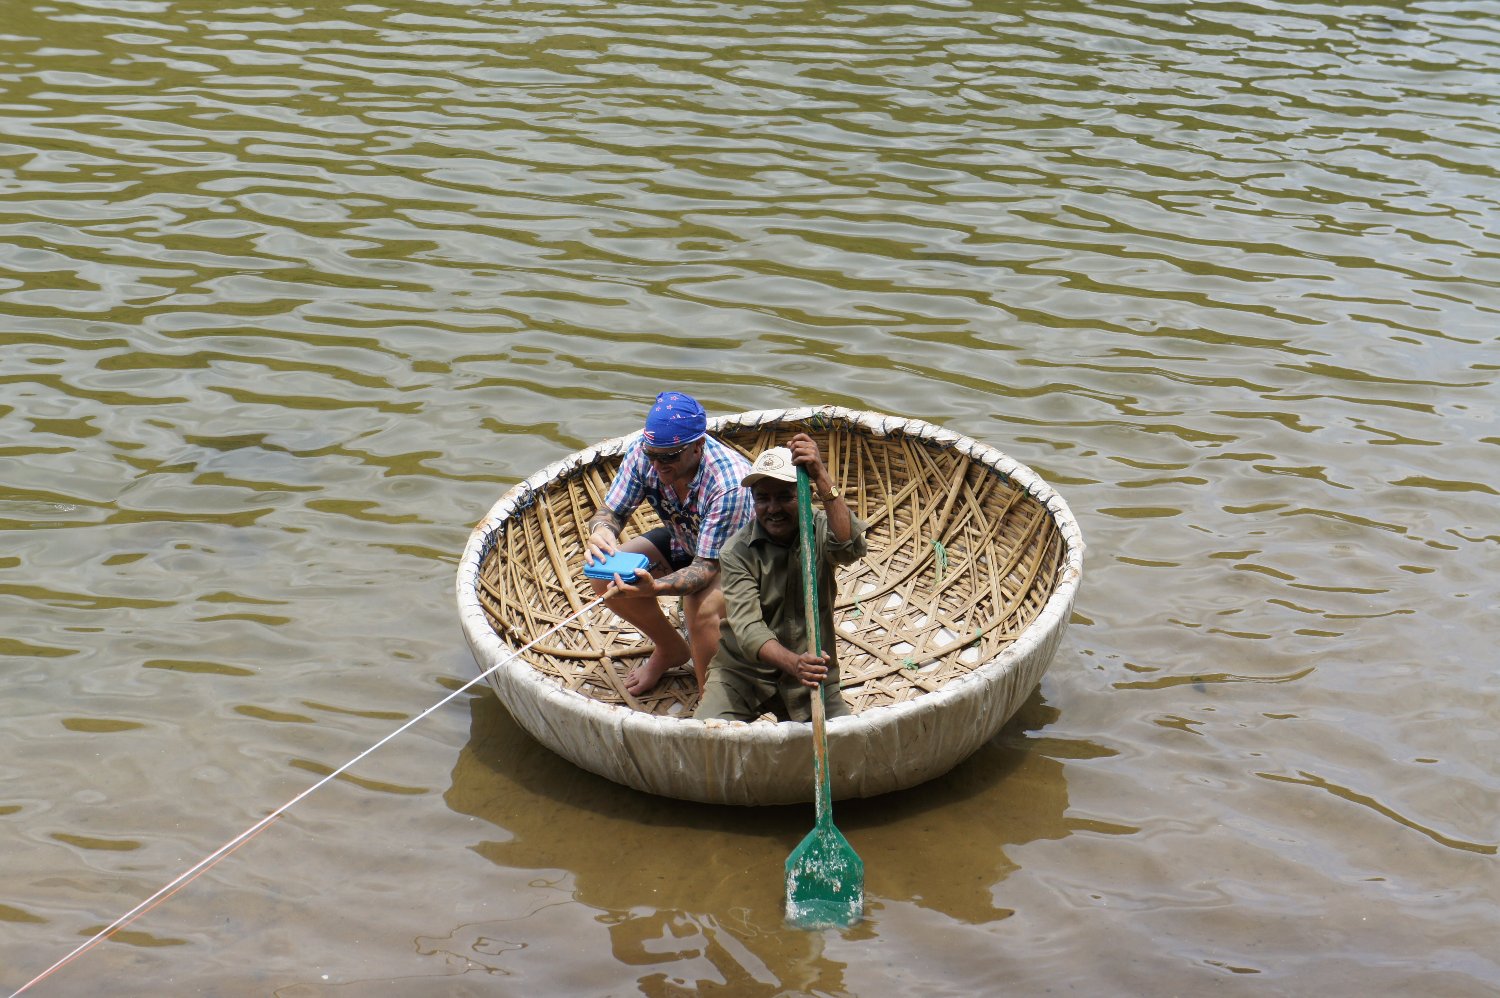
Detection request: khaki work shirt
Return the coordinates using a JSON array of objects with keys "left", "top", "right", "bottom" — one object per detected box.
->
[{"left": 700, "top": 508, "right": 869, "bottom": 721}]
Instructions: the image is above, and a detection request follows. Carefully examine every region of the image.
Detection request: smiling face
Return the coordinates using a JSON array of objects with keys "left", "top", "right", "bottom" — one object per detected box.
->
[{"left": 751, "top": 478, "right": 798, "bottom": 544}]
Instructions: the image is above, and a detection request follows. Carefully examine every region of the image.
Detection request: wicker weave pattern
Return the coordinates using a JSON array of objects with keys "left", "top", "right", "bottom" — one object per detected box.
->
[{"left": 475, "top": 410, "right": 1065, "bottom": 718}]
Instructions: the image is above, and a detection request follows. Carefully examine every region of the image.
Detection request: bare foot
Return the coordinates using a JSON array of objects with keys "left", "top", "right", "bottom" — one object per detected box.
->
[{"left": 626, "top": 639, "right": 690, "bottom": 695}]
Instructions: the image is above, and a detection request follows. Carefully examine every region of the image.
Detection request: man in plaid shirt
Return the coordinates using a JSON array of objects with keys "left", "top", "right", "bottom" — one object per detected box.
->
[{"left": 585, "top": 391, "right": 753, "bottom": 696}]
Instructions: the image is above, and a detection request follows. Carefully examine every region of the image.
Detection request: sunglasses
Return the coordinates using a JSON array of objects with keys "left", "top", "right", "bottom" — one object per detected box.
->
[{"left": 644, "top": 442, "right": 694, "bottom": 464}]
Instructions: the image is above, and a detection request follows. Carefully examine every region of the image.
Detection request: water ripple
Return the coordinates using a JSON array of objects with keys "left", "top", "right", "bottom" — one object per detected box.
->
[{"left": 3, "top": 0, "right": 1499, "bottom": 993}]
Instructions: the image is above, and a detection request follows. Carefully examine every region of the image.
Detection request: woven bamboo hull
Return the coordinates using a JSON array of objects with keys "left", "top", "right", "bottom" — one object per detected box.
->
[{"left": 456, "top": 407, "right": 1084, "bottom": 805}]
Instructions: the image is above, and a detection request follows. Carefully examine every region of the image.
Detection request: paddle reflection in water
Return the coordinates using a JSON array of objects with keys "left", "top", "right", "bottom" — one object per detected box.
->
[{"left": 437, "top": 688, "right": 1088, "bottom": 991}]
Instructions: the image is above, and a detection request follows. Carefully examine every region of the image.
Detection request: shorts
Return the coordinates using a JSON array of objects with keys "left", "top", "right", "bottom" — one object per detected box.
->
[{"left": 643, "top": 526, "right": 694, "bottom": 571}]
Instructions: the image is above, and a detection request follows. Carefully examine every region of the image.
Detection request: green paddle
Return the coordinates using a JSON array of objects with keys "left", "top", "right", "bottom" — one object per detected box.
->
[{"left": 784, "top": 465, "right": 864, "bottom": 929}]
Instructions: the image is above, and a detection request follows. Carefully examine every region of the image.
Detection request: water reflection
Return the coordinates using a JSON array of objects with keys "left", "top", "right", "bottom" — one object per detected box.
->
[{"left": 440, "top": 688, "right": 1100, "bottom": 989}]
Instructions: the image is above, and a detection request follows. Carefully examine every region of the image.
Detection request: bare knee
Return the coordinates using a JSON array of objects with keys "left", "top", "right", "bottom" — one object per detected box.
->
[{"left": 684, "top": 585, "right": 725, "bottom": 632}]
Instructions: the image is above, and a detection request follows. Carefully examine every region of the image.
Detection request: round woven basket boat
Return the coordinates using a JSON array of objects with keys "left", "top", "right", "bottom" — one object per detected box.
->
[{"left": 456, "top": 406, "right": 1084, "bottom": 805}]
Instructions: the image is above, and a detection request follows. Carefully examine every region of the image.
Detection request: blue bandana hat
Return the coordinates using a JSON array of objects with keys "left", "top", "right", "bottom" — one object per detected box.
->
[{"left": 643, "top": 391, "right": 707, "bottom": 447}]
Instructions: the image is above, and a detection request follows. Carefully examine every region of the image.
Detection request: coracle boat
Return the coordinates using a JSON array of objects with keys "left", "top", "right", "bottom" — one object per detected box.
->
[{"left": 456, "top": 407, "right": 1084, "bottom": 806}]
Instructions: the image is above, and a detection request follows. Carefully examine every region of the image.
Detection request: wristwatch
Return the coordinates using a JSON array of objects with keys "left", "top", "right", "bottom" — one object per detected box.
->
[{"left": 817, "top": 485, "right": 842, "bottom": 502}]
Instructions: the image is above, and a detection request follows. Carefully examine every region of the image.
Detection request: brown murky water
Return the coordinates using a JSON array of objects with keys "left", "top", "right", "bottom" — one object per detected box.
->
[{"left": 3, "top": 1, "right": 1497, "bottom": 994}]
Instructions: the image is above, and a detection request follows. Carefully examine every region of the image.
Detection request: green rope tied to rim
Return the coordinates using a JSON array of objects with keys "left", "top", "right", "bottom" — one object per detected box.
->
[{"left": 931, "top": 539, "right": 948, "bottom": 585}]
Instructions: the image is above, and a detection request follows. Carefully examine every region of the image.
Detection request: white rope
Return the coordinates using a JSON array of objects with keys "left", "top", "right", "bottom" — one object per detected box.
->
[{"left": 9, "top": 596, "right": 605, "bottom": 997}]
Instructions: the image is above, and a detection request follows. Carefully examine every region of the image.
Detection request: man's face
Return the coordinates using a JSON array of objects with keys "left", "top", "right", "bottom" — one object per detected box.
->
[
  {"left": 752, "top": 479, "right": 798, "bottom": 543},
  {"left": 644, "top": 439, "right": 703, "bottom": 477}
]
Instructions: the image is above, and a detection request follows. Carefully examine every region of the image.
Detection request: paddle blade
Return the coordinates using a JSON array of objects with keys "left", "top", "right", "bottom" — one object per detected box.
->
[{"left": 785, "top": 824, "right": 864, "bottom": 929}]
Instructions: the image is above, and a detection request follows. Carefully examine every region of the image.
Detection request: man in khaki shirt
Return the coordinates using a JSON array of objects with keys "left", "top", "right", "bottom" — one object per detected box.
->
[{"left": 694, "top": 432, "right": 868, "bottom": 723}]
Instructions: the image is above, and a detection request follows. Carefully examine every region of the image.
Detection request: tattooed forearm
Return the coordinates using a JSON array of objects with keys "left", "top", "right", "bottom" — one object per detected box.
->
[{"left": 657, "top": 557, "right": 718, "bottom": 596}]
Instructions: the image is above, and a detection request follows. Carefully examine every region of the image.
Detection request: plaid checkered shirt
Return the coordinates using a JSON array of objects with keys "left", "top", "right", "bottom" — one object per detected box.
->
[{"left": 603, "top": 435, "right": 754, "bottom": 563}]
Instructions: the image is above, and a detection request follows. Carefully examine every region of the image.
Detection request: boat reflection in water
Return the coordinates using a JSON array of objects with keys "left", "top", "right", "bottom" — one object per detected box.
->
[{"left": 433, "top": 687, "right": 1097, "bottom": 991}]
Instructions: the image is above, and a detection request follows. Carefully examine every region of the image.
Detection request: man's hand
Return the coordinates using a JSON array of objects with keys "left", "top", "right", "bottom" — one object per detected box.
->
[
  {"left": 786, "top": 432, "right": 834, "bottom": 497},
  {"left": 584, "top": 512, "right": 621, "bottom": 564},
  {"left": 788, "top": 650, "right": 830, "bottom": 688},
  {"left": 603, "top": 567, "right": 657, "bottom": 601},
  {"left": 785, "top": 431, "right": 852, "bottom": 540},
  {"left": 585, "top": 529, "right": 617, "bottom": 564},
  {"left": 760, "top": 639, "right": 830, "bottom": 688}
]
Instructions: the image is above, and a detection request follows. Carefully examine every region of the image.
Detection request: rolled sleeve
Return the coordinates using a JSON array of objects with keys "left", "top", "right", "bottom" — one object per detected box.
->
[
  {"left": 821, "top": 512, "right": 869, "bottom": 567},
  {"left": 602, "top": 445, "right": 647, "bottom": 517}
]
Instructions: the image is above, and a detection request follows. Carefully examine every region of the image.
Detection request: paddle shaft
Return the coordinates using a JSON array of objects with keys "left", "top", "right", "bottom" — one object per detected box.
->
[
  {"left": 784, "top": 461, "right": 863, "bottom": 928},
  {"left": 797, "top": 467, "right": 832, "bottom": 825}
]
